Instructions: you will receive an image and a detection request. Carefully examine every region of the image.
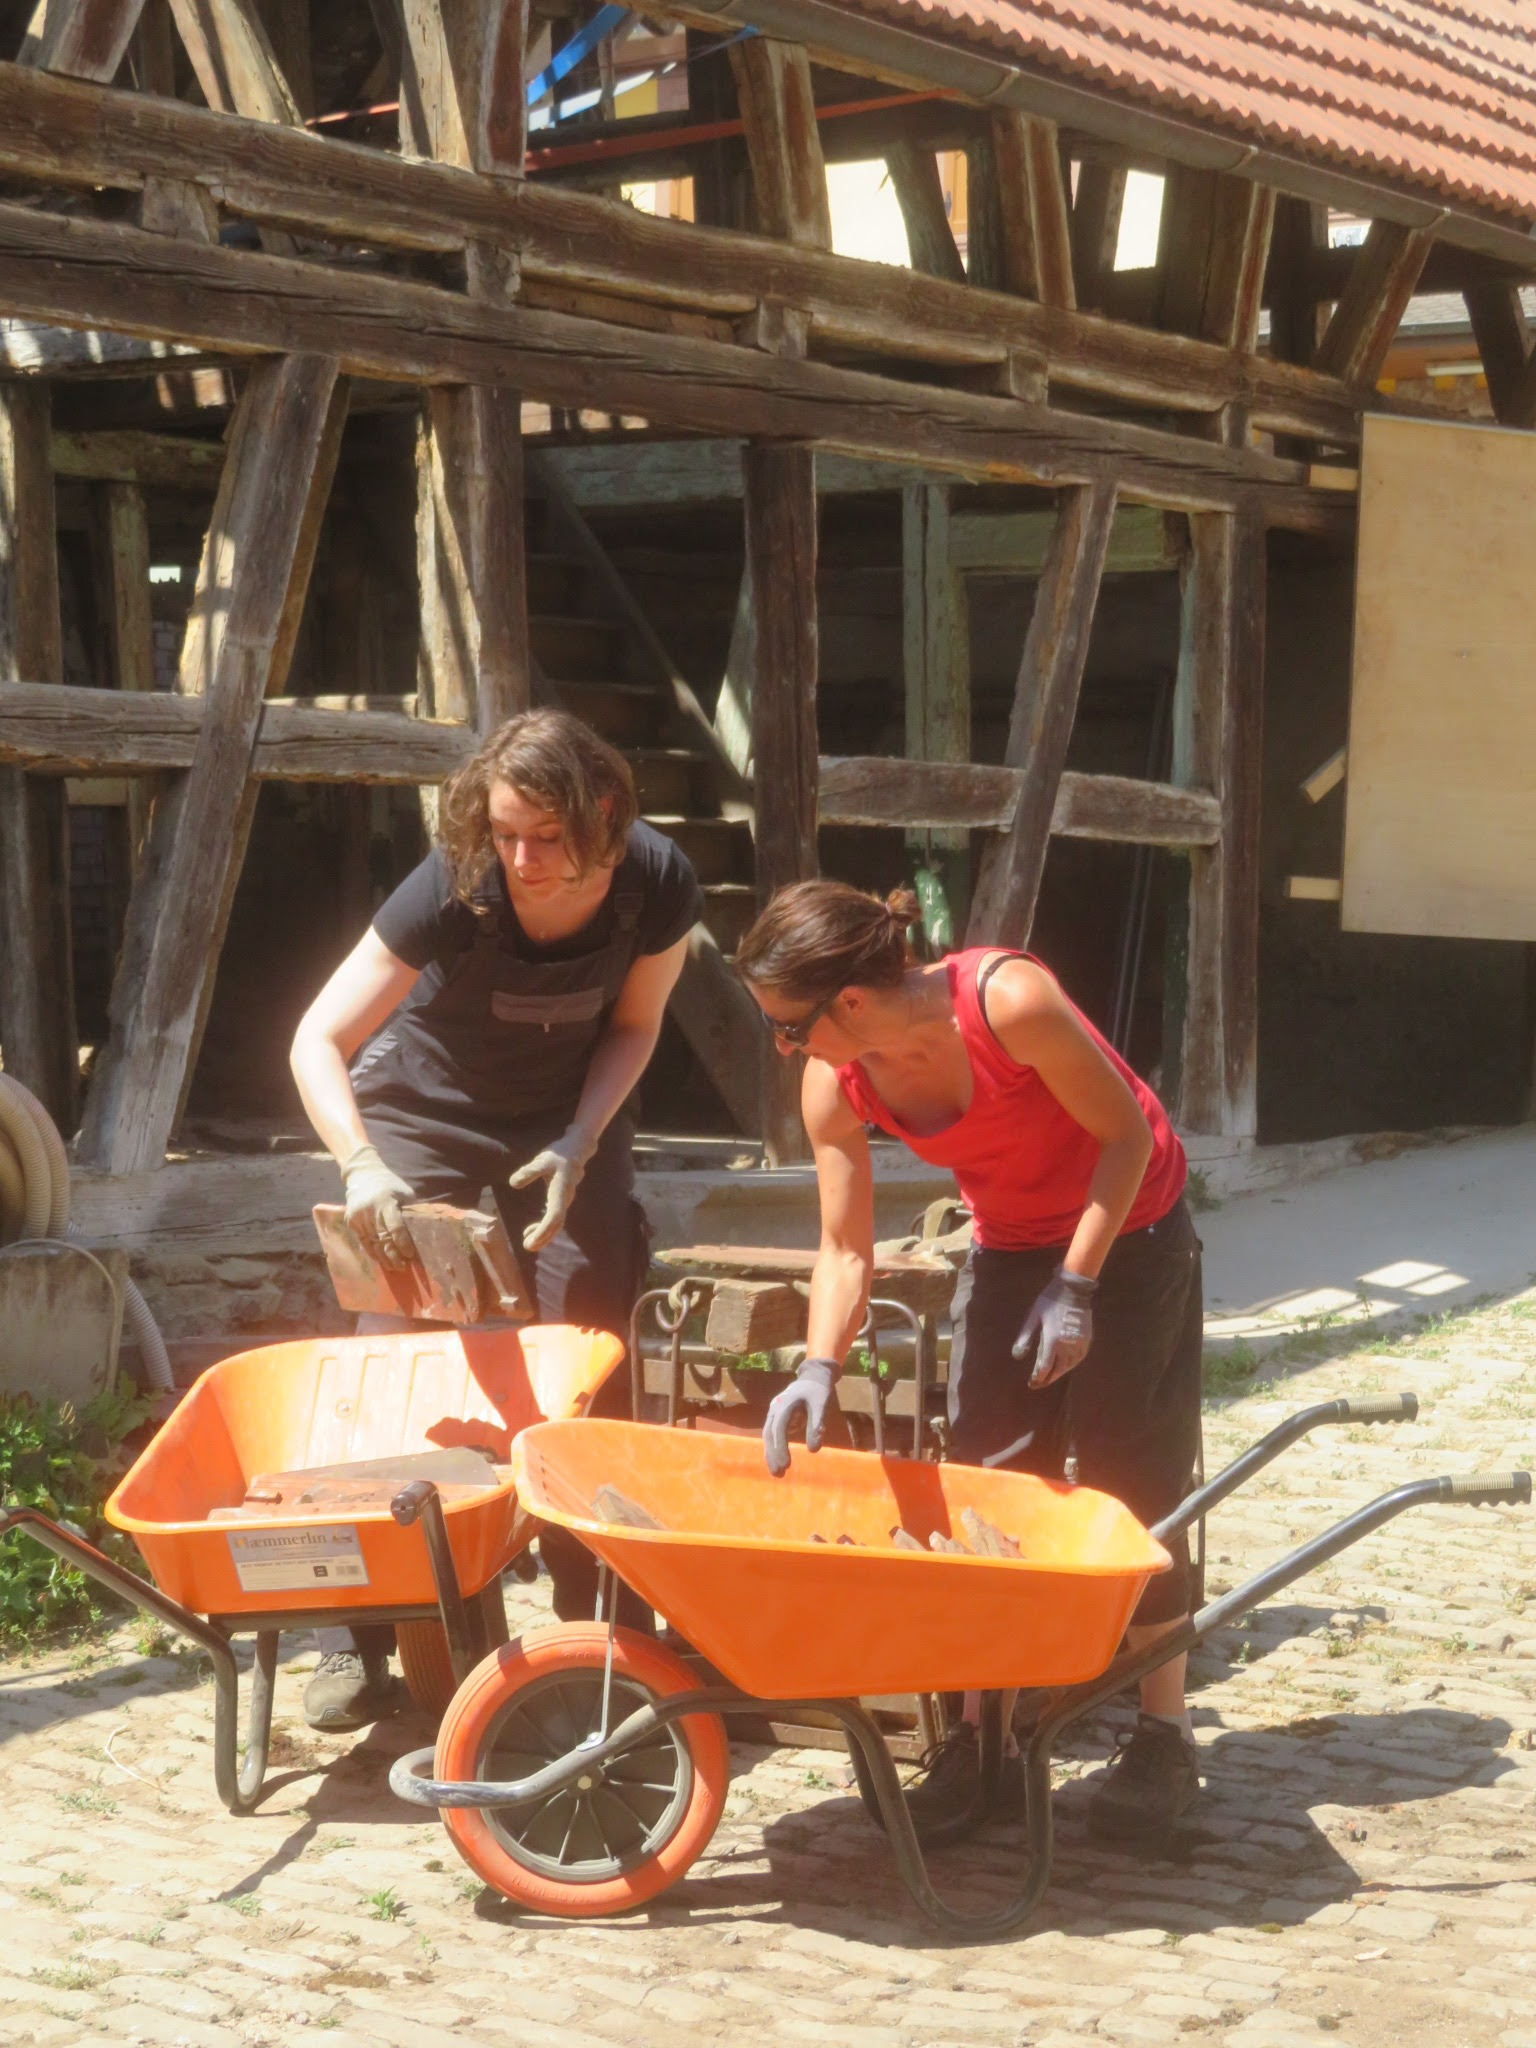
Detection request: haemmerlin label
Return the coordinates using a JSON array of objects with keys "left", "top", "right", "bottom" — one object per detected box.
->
[{"left": 226, "top": 1525, "right": 370, "bottom": 1594}]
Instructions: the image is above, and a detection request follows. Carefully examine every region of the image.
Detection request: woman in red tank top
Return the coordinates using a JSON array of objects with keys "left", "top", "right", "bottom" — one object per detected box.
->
[{"left": 735, "top": 879, "right": 1204, "bottom": 1845}]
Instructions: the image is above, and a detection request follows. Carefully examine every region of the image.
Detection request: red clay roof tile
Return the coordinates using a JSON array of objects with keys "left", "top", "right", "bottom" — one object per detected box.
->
[{"left": 822, "top": 0, "right": 1536, "bottom": 220}]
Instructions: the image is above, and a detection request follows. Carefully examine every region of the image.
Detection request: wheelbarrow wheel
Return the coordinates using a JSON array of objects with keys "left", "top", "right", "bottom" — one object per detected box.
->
[{"left": 434, "top": 1621, "right": 729, "bottom": 1917}]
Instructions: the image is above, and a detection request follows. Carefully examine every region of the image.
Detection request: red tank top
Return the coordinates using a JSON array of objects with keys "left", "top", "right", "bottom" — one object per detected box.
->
[{"left": 837, "top": 949, "right": 1186, "bottom": 1252}]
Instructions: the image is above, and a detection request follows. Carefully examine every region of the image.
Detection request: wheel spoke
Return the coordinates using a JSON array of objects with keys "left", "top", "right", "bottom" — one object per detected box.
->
[
  {"left": 518, "top": 1789, "right": 579, "bottom": 1857},
  {"left": 587, "top": 1785, "right": 646, "bottom": 1860}
]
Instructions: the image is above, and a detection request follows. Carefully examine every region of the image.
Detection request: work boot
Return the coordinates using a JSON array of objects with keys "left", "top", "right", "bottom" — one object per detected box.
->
[
  {"left": 901, "top": 1722, "right": 1024, "bottom": 1830},
  {"left": 303, "top": 1650, "right": 407, "bottom": 1733},
  {"left": 1087, "top": 1713, "right": 1200, "bottom": 1842}
]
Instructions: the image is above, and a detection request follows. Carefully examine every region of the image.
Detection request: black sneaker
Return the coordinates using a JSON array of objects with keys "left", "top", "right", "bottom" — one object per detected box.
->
[
  {"left": 303, "top": 1650, "right": 407, "bottom": 1732},
  {"left": 1087, "top": 1713, "right": 1200, "bottom": 1842},
  {"left": 902, "top": 1722, "right": 1024, "bottom": 1828}
]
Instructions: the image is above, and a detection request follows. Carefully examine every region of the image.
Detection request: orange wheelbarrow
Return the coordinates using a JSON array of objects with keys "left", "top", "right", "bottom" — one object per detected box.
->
[
  {"left": 0, "top": 1323, "right": 623, "bottom": 1813},
  {"left": 390, "top": 1395, "right": 1530, "bottom": 1939}
]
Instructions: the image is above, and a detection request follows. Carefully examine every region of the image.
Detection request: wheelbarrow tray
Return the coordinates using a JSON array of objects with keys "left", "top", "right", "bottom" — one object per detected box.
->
[
  {"left": 511, "top": 1419, "right": 1170, "bottom": 1698},
  {"left": 107, "top": 1326, "right": 623, "bottom": 1618}
]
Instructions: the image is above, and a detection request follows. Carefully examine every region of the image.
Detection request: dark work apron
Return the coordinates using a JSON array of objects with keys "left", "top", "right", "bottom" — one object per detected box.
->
[{"left": 350, "top": 848, "right": 647, "bottom": 1141}]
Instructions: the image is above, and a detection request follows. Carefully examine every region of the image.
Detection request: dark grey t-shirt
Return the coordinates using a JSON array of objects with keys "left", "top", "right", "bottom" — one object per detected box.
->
[{"left": 374, "top": 822, "right": 703, "bottom": 970}]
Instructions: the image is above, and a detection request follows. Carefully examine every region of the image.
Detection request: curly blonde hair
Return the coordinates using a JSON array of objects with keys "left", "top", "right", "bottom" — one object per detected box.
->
[{"left": 438, "top": 709, "right": 637, "bottom": 904}]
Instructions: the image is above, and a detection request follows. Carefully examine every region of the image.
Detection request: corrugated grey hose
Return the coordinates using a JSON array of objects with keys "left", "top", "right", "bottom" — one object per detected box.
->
[{"left": 0, "top": 1073, "right": 173, "bottom": 1393}]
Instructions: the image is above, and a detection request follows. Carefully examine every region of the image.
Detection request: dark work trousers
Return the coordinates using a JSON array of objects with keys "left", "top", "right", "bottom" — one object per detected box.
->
[
  {"left": 946, "top": 1197, "right": 1204, "bottom": 1625},
  {"left": 321, "top": 1110, "right": 652, "bottom": 1667}
]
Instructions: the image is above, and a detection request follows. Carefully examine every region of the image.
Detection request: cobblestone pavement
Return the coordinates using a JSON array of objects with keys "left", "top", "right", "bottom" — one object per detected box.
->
[{"left": 2, "top": 1293, "right": 1535, "bottom": 2048}]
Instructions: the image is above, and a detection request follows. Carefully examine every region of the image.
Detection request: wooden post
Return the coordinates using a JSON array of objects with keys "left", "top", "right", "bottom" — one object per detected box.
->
[
  {"left": 885, "top": 144, "right": 965, "bottom": 285},
  {"left": 399, "top": 0, "right": 529, "bottom": 175},
  {"left": 92, "top": 478, "right": 157, "bottom": 865},
  {"left": 1171, "top": 509, "right": 1264, "bottom": 1138},
  {"left": 1465, "top": 282, "right": 1536, "bottom": 429},
  {"left": 76, "top": 355, "right": 347, "bottom": 1174},
  {"left": 728, "top": 36, "right": 830, "bottom": 251},
  {"left": 745, "top": 439, "right": 818, "bottom": 1164},
  {"left": 1267, "top": 196, "right": 1328, "bottom": 367},
  {"left": 1069, "top": 158, "right": 1126, "bottom": 312},
  {"left": 20, "top": 0, "right": 147, "bottom": 76},
  {"left": 417, "top": 381, "right": 528, "bottom": 732},
  {"left": 0, "top": 382, "right": 77, "bottom": 1128},
  {"left": 902, "top": 482, "right": 970, "bottom": 931},
  {"left": 966, "top": 478, "right": 1117, "bottom": 949},
  {"left": 403, "top": 1, "right": 530, "bottom": 737},
  {"left": 1160, "top": 169, "right": 1274, "bottom": 350},
  {"left": 1314, "top": 220, "right": 1433, "bottom": 387},
  {"left": 257, "top": 0, "right": 313, "bottom": 119},
  {"left": 989, "top": 112, "right": 1075, "bottom": 307},
  {"left": 164, "top": 0, "right": 303, "bottom": 122}
]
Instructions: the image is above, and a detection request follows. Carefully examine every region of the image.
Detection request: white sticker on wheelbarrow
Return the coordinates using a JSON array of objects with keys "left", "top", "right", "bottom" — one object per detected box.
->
[{"left": 226, "top": 1525, "right": 370, "bottom": 1593}]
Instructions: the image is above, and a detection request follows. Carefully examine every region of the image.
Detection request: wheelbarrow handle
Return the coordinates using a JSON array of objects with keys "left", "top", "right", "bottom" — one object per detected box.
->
[
  {"left": 1440, "top": 1470, "right": 1531, "bottom": 1507},
  {"left": 1041, "top": 1465, "right": 1533, "bottom": 1749},
  {"left": 1153, "top": 1391, "right": 1420, "bottom": 1544}
]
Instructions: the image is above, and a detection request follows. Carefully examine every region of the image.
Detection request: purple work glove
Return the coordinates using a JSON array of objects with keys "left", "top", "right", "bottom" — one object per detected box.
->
[
  {"left": 763, "top": 1357, "right": 839, "bottom": 1477},
  {"left": 1012, "top": 1267, "right": 1098, "bottom": 1388}
]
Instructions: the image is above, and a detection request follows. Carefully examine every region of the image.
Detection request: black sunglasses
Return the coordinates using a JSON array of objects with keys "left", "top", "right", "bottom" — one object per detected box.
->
[{"left": 764, "top": 988, "right": 840, "bottom": 1049}]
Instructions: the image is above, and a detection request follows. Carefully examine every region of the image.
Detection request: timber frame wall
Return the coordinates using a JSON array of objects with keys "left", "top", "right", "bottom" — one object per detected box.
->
[{"left": 0, "top": 1, "right": 1531, "bottom": 1170}]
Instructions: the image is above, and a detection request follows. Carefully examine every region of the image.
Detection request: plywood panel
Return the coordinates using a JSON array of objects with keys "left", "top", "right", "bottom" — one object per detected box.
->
[{"left": 1343, "top": 413, "right": 1536, "bottom": 940}]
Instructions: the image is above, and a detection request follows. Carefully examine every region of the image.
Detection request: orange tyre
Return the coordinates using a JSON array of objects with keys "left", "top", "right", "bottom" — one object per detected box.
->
[
  {"left": 434, "top": 1622, "right": 728, "bottom": 1917},
  {"left": 396, "top": 1619, "right": 457, "bottom": 1717}
]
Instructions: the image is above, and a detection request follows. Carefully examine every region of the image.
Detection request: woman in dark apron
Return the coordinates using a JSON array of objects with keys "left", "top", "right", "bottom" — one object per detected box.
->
[{"left": 290, "top": 710, "right": 701, "bottom": 1730}]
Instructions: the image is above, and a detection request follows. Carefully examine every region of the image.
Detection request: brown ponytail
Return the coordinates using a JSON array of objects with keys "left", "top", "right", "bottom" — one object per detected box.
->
[{"left": 736, "top": 880, "right": 919, "bottom": 1002}]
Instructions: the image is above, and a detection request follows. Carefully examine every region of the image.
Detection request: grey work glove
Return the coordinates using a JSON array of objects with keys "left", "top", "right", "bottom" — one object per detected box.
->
[
  {"left": 1012, "top": 1267, "right": 1098, "bottom": 1389},
  {"left": 341, "top": 1143, "right": 416, "bottom": 1268},
  {"left": 507, "top": 1126, "right": 598, "bottom": 1253},
  {"left": 763, "top": 1357, "right": 839, "bottom": 1477}
]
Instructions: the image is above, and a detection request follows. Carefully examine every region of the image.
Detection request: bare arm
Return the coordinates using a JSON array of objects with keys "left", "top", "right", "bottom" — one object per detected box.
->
[
  {"left": 565, "top": 936, "right": 689, "bottom": 1149},
  {"left": 801, "top": 1058, "right": 876, "bottom": 1364},
  {"left": 981, "top": 956, "right": 1153, "bottom": 1279},
  {"left": 290, "top": 928, "right": 421, "bottom": 1165}
]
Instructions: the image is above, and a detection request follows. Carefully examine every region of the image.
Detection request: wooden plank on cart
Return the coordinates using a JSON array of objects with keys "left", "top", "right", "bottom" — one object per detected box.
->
[{"left": 315, "top": 1199, "right": 533, "bottom": 1325}]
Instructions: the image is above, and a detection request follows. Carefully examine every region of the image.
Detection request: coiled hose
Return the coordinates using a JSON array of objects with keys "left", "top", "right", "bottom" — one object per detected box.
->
[{"left": 0, "top": 1073, "right": 173, "bottom": 1392}]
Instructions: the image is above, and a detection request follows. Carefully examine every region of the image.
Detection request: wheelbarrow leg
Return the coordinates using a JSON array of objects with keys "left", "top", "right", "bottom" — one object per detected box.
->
[
  {"left": 213, "top": 1629, "right": 280, "bottom": 1816},
  {"left": 391, "top": 1479, "right": 476, "bottom": 1686},
  {"left": 832, "top": 1699, "right": 1056, "bottom": 1940}
]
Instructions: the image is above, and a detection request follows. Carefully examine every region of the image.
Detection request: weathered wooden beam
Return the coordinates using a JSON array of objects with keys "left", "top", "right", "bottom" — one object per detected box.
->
[
  {"left": 990, "top": 112, "right": 1074, "bottom": 308},
  {"left": 1171, "top": 507, "right": 1264, "bottom": 1138},
  {"left": 966, "top": 478, "right": 1118, "bottom": 947},
  {"left": 1314, "top": 220, "right": 1433, "bottom": 389},
  {"left": 746, "top": 439, "right": 817, "bottom": 1164},
  {"left": 0, "top": 202, "right": 1314, "bottom": 514},
  {"left": 0, "top": 316, "right": 201, "bottom": 376},
  {"left": 884, "top": 142, "right": 965, "bottom": 285},
  {"left": 164, "top": 0, "right": 302, "bottom": 124},
  {"left": 399, "top": 0, "right": 528, "bottom": 174},
  {"left": 948, "top": 502, "right": 1175, "bottom": 574},
  {"left": 0, "top": 680, "right": 475, "bottom": 780},
  {"left": 51, "top": 427, "right": 226, "bottom": 487},
  {"left": 0, "top": 62, "right": 1381, "bottom": 442},
  {"left": 818, "top": 755, "right": 1220, "bottom": 843},
  {"left": 257, "top": 0, "right": 313, "bottom": 120},
  {"left": 20, "top": 0, "right": 147, "bottom": 78},
  {"left": 1464, "top": 282, "right": 1536, "bottom": 431},
  {"left": 0, "top": 382, "right": 78, "bottom": 1129},
  {"left": 77, "top": 354, "right": 347, "bottom": 1175},
  {"left": 729, "top": 35, "right": 830, "bottom": 250}
]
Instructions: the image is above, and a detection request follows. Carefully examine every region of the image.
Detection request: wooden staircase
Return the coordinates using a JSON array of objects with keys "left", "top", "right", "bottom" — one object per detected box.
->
[{"left": 523, "top": 481, "right": 761, "bottom": 1133}]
